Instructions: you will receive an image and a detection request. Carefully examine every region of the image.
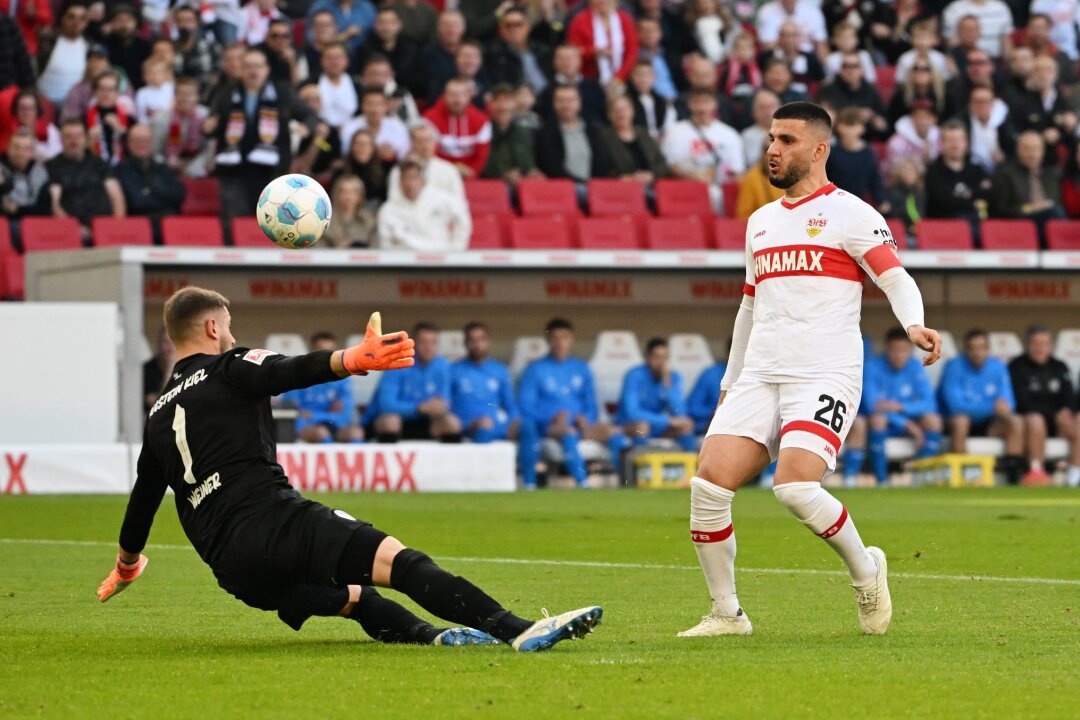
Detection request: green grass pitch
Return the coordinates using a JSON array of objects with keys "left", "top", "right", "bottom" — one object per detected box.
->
[{"left": 1, "top": 488, "right": 1077, "bottom": 719}]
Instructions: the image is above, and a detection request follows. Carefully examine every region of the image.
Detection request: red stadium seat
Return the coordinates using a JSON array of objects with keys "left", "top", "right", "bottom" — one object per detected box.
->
[
  {"left": 655, "top": 179, "right": 712, "bottom": 220},
  {"left": 646, "top": 217, "right": 708, "bottom": 250},
  {"left": 587, "top": 179, "right": 647, "bottom": 217},
  {"left": 518, "top": 178, "right": 580, "bottom": 216},
  {"left": 469, "top": 213, "right": 506, "bottom": 249},
  {"left": 0, "top": 219, "right": 23, "bottom": 300},
  {"left": 916, "top": 219, "right": 973, "bottom": 250},
  {"left": 577, "top": 216, "right": 640, "bottom": 249},
  {"left": 91, "top": 217, "right": 153, "bottom": 247},
  {"left": 509, "top": 215, "right": 573, "bottom": 249},
  {"left": 886, "top": 217, "right": 909, "bottom": 248},
  {"left": 721, "top": 181, "right": 739, "bottom": 218},
  {"left": 463, "top": 179, "right": 512, "bottom": 215},
  {"left": 713, "top": 217, "right": 748, "bottom": 250},
  {"left": 1046, "top": 220, "right": 1080, "bottom": 250},
  {"left": 980, "top": 219, "right": 1039, "bottom": 250},
  {"left": 161, "top": 216, "right": 224, "bottom": 247},
  {"left": 180, "top": 177, "right": 222, "bottom": 216},
  {"left": 876, "top": 65, "right": 897, "bottom": 105},
  {"left": 20, "top": 217, "right": 82, "bottom": 252},
  {"left": 230, "top": 217, "right": 273, "bottom": 247}
]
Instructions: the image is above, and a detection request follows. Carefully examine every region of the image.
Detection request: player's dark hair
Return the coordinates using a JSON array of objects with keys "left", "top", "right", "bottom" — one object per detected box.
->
[
  {"left": 413, "top": 321, "right": 440, "bottom": 335},
  {"left": 645, "top": 337, "right": 668, "bottom": 355},
  {"left": 163, "top": 287, "right": 230, "bottom": 344},
  {"left": 362, "top": 86, "right": 388, "bottom": 100},
  {"left": 363, "top": 53, "right": 392, "bottom": 70},
  {"left": 490, "top": 83, "right": 517, "bottom": 99},
  {"left": 885, "top": 327, "right": 909, "bottom": 343},
  {"left": 772, "top": 101, "right": 832, "bottom": 135},
  {"left": 546, "top": 317, "right": 574, "bottom": 333},
  {"left": 464, "top": 321, "right": 488, "bottom": 336},
  {"left": 1026, "top": 324, "right": 1051, "bottom": 340},
  {"left": 687, "top": 87, "right": 717, "bottom": 103},
  {"left": 964, "top": 328, "right": 988, "bottom": 344},
  {"left": 310, "top": 331, "right": 337, "bottom": 346}
]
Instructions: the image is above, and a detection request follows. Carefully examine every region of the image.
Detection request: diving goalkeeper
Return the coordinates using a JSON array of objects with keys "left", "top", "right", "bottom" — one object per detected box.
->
[{"left": 97, "top": 287, "right": 601, "bottom": 651}]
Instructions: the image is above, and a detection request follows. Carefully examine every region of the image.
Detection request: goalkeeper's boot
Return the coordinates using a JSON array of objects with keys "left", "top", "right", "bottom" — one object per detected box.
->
[
  {"left": 853, "top": 546, "right": 892, "bottom": 635},
  {"left": 677, "top": 603, "right": 752, "bottom": 637},
  {"left": 511, "top": 606, "right": 603, "bottom": 652},
  {"left": 433, "top": 628, "right": 501, "bottom": 646}
]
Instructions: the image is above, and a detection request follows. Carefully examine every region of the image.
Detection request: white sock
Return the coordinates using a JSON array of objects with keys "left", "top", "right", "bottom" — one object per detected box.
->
[
  {"left": 773, "top": 481, "right": 877, "bottom": 587},
  {"left": 1067, "top": 465, "right": 1080, "bottom": 488},
  {"left": 689, "top": 477, "right": 740, "bottom": 616}
]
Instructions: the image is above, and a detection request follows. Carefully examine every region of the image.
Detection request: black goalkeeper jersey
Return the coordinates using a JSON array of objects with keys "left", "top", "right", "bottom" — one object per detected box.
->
[{"left": 118, "top": 347, "right": 341, "bottom": 567}]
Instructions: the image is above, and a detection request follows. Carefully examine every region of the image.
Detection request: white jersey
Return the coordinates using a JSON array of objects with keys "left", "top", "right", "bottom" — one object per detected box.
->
[{"left": 742, "top": 183, "right": 901, "bottom": 385}]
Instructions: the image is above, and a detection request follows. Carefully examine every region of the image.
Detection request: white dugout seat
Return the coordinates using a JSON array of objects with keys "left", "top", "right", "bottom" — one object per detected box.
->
[
  {"left": 917, "top": 329, "right": 957, "bottom": 388},
  {"left": 988, "top": 332, "right": 1023, "bottom": 363},
  {"left": 437, "top": 330, "right": 467, "bottom": 362},
  {"left": 264, "top": 333, "right": 307, "bottom": 357},
  {"left": 509, "top": 336, "right": 548, "bottom": 380},
  {"left": 345, "top": 333, "right": 380, "bottom": 410},
  {"left": 1054, "top": 329, "right": 1080, "bottom": 384},
  {"left": 668, "top": 333, "right": 715, "bottom": 390},
  {"left": 589, "top": 330, "right": 644, "bottom": 414}
]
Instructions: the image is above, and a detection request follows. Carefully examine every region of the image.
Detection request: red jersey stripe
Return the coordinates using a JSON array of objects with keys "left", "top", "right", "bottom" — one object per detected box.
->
[
  {"left": 780, "top": 420, "right": 842, "bottom": 452},
  {"left": 818, "top": 507, "right": 849, "bottom": 539},
  {"left": 753, "top": 245, "right": 862, "bottom": 284},
  {"left": 743, "top": 282, "right": 756, "bottom": 296},
  {"left": 780, "top": 183, "right": 837, "bottom": 210},
  {"left": 690, "top": 525, "right": 734, "bottom": 543},
  {"left": 863, "top": 244, "right": 902, "bottom": 275}
]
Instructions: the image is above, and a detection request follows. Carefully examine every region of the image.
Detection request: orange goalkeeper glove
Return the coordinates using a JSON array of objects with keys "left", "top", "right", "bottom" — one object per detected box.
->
[
  {"left": 341, "top": 312, "right": 415, "bottom": 375},
  {"left": 97, "top": 554, "right": 148, "bottom": 602}
]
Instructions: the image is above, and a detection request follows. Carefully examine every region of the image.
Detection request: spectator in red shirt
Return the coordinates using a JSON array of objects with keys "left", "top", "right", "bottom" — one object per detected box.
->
[
  {"left": 422, "top": 76, "right": 491, "bottom": 178},
  {"left": 0, "top": 0, "right": 53, "bottom": 58},
  {"left": 566, "top": 0, "right": 638, "bottom": 88}
]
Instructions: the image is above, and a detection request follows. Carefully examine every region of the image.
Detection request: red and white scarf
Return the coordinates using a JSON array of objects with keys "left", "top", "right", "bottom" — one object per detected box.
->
[
  {"left": 164, "top": 108, "right": 204, "bottom": 162},
  {"left": 87, "top": 104, "right": 130, "bottom": 164}
]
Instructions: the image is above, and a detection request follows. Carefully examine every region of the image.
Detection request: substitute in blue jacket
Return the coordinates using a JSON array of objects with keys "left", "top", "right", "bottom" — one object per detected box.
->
[
  {"left": 367, "top": 322, "right": 462, "bottom": 442},
  {"left": 865, "top": 327, "right": 944, "bottom": 484},
  {"left": 616, "top": 338, "right": 696, "bottom": 451},
  {"left": 687, "top": 362, "right": 727, "bottom": 435},
  {"left": 517, "top": 318, "right": 624, "bottom": 488},
  {"left": 450, "top": 322, "right": 519, "bottom": 443},
  {"left": 282, "top": 332, "right": 364, "bottom": 443},
  {"left": 940, "top": 329, "right": 1023, "bottom": 462}
]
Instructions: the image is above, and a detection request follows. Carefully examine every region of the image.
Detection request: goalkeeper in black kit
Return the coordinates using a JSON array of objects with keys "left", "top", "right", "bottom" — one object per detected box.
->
[{"left": 97, "top": 287, "right": 601, "bottom": 651}]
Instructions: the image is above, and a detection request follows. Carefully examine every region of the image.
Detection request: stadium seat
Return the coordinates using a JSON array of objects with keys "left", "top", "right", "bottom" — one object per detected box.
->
[
  {"left": 917, "top": 329, "right": 958, "bottom": 387},
  {"left": 587, "top": 179, "right": 647, "bottom": 217},
  {"left": 0, "top": 220, "right": 23, "bottom": 300},
  {"left": 518, "top": 178, "right": 580, "bottom": 217},
  {"left": 876, "top": 65, "right": 897, "bottom": 104},
  {"left": 1046, "top": 220, "right": 1080, "bottom": 250},
  {"left": 646, "top": 216, "right": 708, "bottom": 250},
  {"left": 509, "top": 215, "right": 574, "bottom": 249},
  {"left": 886, "top": 217, "right": 909, "bottom": 248},
  {"left": 655, "top": 179, "right": 712, "bottom": 220},
  {"left": 438, "top": 329, "right": 466, "bottom": 361},
  {"left": 231, "top": 217, "right": 271, "bottom": 247},
  {"left": 1053, "top": 329, "right": 1080, "bottom": 384},
  {"left": 161, "top": 216, "right": 224, "bottom": 247},
  {"left": 713, "top": 217, "right": 748, "bottom": 250},
  {"left": 916, "top": 220, "right": 973, "bottom": 250},
  {"left": 264, "top": 333, "right": 307, "bottom": 356},
  {"left": 988, "top": 331, "right": 1023, "bottom": 362},
  {"left": 468, "top": 213, "right": 507, "bottom": 249},
  {"left": 980, "top": 220, "right": 1039, "bottom": 250},
  {"left": 91, "top": 217, "right": 153, "bottom": 247},
  {"left": 463, "top": 179, "right": 512, "bottom": 215},
  {"left": 589, "top": 330, "right": 644, "bottom": 416},
  {"left": 509, "top": 335, "right": 548, "bottom": 380},
  {"left": 577, "top": 216, "right": 640, "bottom": 249},
  {"left": 20, "top": 217, "right": 82, "bottom": 252},
  {"left": 180, "top": 177, "right": 222, "bottom": 216},
  {"left": 721, "top": 181, "right": 739, "bottom": 218},
  {"left": 668, "top": 333, "right": 716, "bottom": 390},
  {"left": 344, "top": 331, "right": 381, "bottom": 410}
]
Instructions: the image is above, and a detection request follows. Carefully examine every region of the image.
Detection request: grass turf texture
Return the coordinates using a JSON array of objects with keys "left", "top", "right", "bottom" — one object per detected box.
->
[{"left": 1, "top": 488, "right": 1077, "bottom": 719}]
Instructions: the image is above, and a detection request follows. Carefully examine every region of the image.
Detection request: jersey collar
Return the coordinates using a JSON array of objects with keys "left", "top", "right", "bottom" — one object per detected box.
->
[{"left": 780, "top": 182, "right": 837, "bottom": 210}]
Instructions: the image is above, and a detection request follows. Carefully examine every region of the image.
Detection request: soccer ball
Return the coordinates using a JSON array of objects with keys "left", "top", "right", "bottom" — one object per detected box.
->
[{"left": 256, "top": 174, "right": 332, "bottom": 249}]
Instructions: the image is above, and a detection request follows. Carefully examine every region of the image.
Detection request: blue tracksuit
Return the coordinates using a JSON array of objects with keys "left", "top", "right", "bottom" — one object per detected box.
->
[
  {"left": 686, "top": 364, "right": 727, "bottom": 434},
  {"left": 282, "top": 378, "right": 357, "bottom": 442},
  {"left": 616, "top": 365, "right": 695, "bottom": 450},
  {"left": 864, "top": 353, "right": 942, "bottom": 483},
  {"left": 938, "top": 355, "right": 1015, "bottom": 422},
  {"left": 517, "top": 354, "right": 600, "bottom": 486},
  {"left": 363, "top": 356, "right": 452, "bottom": 425},
  {"left": 450, "top": 357, "right": 519, "bottom": 442}
]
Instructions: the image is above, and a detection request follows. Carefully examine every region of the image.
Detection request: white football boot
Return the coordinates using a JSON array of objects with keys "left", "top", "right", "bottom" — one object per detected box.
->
[
  {"left": 677, "top": 603, "right": 753, "bottom": 637},
  {"left": 853, "top": 546, "right": 892, "bottom": 635}
]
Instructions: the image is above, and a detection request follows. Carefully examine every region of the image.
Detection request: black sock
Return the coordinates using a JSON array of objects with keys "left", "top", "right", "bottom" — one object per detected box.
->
[
  {"left": 349, "top": 586, "right": 443, "bottom": 644},
  {"left": 276, "top": 585, "right": 351, "bottom": 631},
  {"left": 376, "top": 432, "right": 401, "bottom": 443},
  {"left": 390, "top": 549, "right": 533, "bottom": 642},
  {"left": 439, "top": 433, "right": 463, "bottom": 444}
]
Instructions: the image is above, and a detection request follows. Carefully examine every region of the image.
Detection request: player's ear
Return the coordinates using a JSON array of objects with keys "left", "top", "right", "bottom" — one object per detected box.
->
[{"left": 204, "top": 315, "right": 218, "bottom": 341}]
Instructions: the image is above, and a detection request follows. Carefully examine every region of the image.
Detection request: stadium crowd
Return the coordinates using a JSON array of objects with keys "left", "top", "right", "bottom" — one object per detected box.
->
[
  {"left": 1, "top": 0, "right": 1080, "bottom": 249},
  {"left": 143, "top": 319, "right": 1080, "bottom": 488}
]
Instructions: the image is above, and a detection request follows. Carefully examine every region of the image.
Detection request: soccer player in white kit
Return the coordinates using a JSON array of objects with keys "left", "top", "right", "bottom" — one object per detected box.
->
[{"left": 680, "top": 102, "right": 942, "bottom": 637}]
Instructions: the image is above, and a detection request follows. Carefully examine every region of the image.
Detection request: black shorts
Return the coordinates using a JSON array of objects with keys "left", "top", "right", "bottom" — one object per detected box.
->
[
  {"left": 402, "top": 416, "right": 433, "bottom": 440},
  {"left": 212, "top": 498, "right": 388, "bottom": 611},
  {"left": 969, "top": 418, "right": 993, "bottom": 437}
]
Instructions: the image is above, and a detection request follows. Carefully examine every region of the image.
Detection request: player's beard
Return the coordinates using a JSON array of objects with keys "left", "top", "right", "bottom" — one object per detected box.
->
[{"left": 768, "top": 156, "right": 811, "bottom": 189}]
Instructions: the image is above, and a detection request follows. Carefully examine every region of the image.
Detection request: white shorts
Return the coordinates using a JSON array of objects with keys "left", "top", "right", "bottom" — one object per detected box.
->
[{"left": 705, "top": 376, "right": 861, "bottom": 471}]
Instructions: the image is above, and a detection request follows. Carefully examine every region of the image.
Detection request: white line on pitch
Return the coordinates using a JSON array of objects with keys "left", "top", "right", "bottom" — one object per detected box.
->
[{"left": 2, "top": 537, "right": 1078, "bottom": 587}]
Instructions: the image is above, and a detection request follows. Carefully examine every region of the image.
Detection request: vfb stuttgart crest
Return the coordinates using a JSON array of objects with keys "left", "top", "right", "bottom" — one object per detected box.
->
[{"left": 806, "top": 215, "right": 828, "bottom": 238}]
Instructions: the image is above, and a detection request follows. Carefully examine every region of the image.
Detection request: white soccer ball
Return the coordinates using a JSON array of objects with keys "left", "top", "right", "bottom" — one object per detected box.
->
[{"left": 256, "top": 173, "right": 332, "bottom": 249}]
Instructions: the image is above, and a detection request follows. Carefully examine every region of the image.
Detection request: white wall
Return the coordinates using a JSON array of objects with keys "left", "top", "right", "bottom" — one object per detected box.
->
[{"left": 0, "top": 303, "right": 119, "bottom": 443}]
